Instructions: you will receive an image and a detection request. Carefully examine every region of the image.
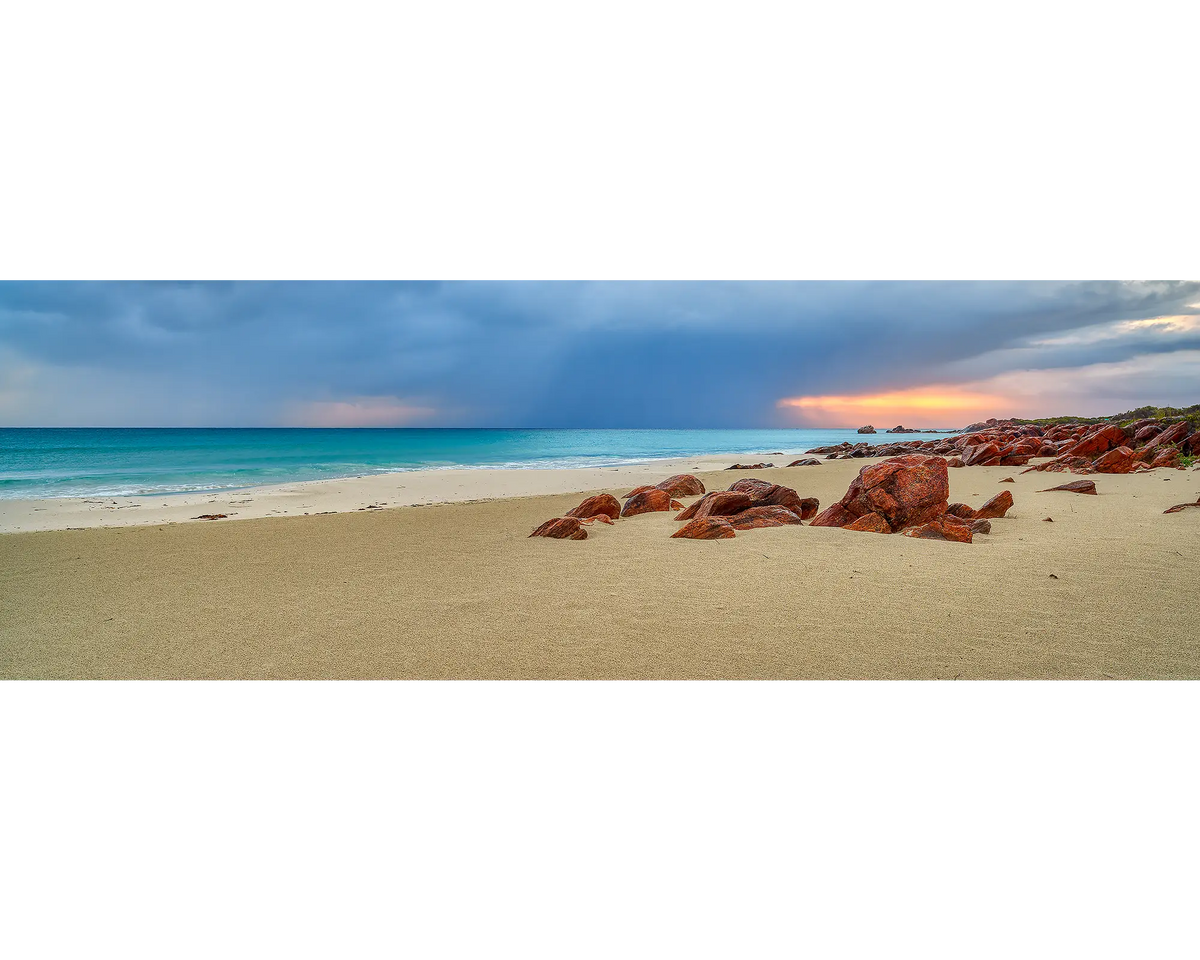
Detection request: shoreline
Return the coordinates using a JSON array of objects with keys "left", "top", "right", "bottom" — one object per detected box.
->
[{"left": 0, "top": 451, "right": 810, "bottom": 534}]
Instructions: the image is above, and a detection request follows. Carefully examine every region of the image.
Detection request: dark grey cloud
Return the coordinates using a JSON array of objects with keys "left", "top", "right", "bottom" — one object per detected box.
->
[{"left": 1, "top": 281, "right": 1197, "bottom": 425}]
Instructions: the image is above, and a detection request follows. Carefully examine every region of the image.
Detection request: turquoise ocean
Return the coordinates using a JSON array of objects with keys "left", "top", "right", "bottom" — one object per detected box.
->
[{"left": 0, "top": 428, "right": 939, "bottom": 500}]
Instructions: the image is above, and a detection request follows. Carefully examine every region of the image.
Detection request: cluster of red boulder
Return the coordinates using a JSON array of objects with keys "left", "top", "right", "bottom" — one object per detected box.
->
[
  {"left": 806, "top": 417, "right": 1197, "bottom": 475},
  {"left": 809, "top": 454, "right": 1013, "bottom": 544},
  {"left": 529, "top": 473, "right": 820, "bottom": 541}
]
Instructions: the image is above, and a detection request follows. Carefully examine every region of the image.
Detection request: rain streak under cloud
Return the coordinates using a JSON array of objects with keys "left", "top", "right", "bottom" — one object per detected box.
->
[{"left": 1, "top": 281, "right": 1198, "bottom": 428}]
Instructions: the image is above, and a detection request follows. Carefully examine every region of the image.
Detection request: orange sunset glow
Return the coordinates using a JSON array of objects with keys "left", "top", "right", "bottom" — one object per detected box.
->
[{"left": 777, "top": 385, "right": 1013, "bottom": 427}]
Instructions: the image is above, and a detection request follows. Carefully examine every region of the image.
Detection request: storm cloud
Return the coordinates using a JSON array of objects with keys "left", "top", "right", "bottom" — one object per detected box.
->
[{"left": 1, "top": 281, "right": 1198, "bottom": 426}]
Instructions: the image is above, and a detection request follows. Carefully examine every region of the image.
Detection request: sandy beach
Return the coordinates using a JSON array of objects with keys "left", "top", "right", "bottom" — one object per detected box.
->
[{"left": 2, "top": 455, "right": 1197, "bottom": 679}]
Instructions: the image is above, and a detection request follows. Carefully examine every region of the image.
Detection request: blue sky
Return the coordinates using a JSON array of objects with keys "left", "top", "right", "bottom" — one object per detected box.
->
[{"left": 1, "top": 281, "right": 1198, "bottom": 427}]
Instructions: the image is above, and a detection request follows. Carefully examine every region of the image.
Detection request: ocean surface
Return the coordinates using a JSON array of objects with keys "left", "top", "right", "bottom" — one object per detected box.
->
[{"left": 0, "top": 428, "right": 954, "bottom": 500}]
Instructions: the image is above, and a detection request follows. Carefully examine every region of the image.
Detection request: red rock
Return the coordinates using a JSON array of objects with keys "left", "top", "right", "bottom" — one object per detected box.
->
[
  {"left": 810, "top": 503, "right": 857, "bottom": 528},
  {"left": 1041, "top": 479, "right": 1097, "bottom": 495},
  {"left": 674, "top": 490, "right": 753, "bottom": 521},
  {"left": 974, "top": 490, "right": 1014, "bottom": 519},
  {"left": 669, "top": 499, "right": 684, "bottom": 510},
  {"left": 844, "top": 512, "right": 890, "bottom": 533},
  {"left": 621, "top": 488, "right": 676, "bottom": 517},
  {"left": 728, "top": 505, "right": 805, "bottom": 530},
  {"left": 1063, "top": 424, "right": 1128, "bottom": 458},
  {"left": 1139, "top": 420, "right": 1192, "bottom": 453},
  {"left": 727, "top": 478, "right": 815, "bottom": 518},
  {"left": 655, "top": 475, "right": 705, "bottom": 498},
  {"left": 1133, "top": 424, "right": 1163, "bottom": 443},
  {"left": 1035, "top": 444, "right": 1059, "bottom": 457},
  {"left": 1163, "top": 498, "right": 1200, "bottom": 514},
  {"left": 728, "top": 478, "right": 776, "bottom": 498},
  {"left": 670, "top": 517, "right": 736, "bottom": 539},
  {"left": 786, "top": 458, "right": 823, "bottom": 466},
  {"left": 578, "top": 514, "right": 614, "bottom": 525},
  {"left": 726, "top": 462, "right": 773, "bottom": 470},
  {"left": 529, "top": 517, "right": 587, "bottom": 539},
  {"left": 1000, "top": 477, "right": 1015, "bottom": 483},
  {"left": 749, "top": 484, "right": 810, "bottom": 518},
  {"left": 969, "top": 518, "right": 992, "bottom": 534},
  {"left": 947, "top": 457, "right": 964, "bottom": 468},
  {"left": 946, "top": 503, "right": 976, "bottom": 519},
  {"left": 815, "top": 454, "right": 949, "bottom": 530},
  {"left": 901, "top": 519, "right": 972, "bottom": 543},
  {"left": 962, "top": 442, "right": 1002, "bottom": 466},
  {"left": 1043, "top": 516, "right": 1054, "bottom": 522},
  {"left": 1093, "top": 446, "right": 1137, "bottom": 474},
  {"left": 1149, "top": 448, "right": 1181, "bottom": 469},
  {"left": 565, "top": 493, "right": 621, "bottom": 520},
  {"left": 622, "top": 485, "right": 657, "bottom": 499}
]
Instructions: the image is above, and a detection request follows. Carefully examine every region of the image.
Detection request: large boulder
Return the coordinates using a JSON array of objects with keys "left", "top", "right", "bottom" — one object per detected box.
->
[
  {"left": 810, "top": 454, "right": 949, "bottom": 532},
  {"left": 671, "top": 517, "right": 736, "bottom": 539},
  {"left": 622, "top": 484, "right": 657, "bottom": 499},
  {"left": 655, "top": 475, "right": 705, "bottom": 498},
  {"left": 565, "top": 494, "right": 622, "bottom": 520},
  {"left": 621, "top": 488, "right": 677, "bottom": 517},
  {"left": 857, "top": 425, "right": 876, "bottom": 434},
  {"left": 974, "top": 490, "right": 1014, "bottom": 519},
  {"left": 529, "top": 517, "right": 587, "bottom": 540},
  {"left": 674, "top": 490, "right": 754, "bottom": 521}
]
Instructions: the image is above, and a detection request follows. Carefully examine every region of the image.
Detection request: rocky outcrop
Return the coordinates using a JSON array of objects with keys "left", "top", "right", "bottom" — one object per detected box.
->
[
  {"left": 1041, "top": 479, "right": 1098, "bottom": 495},
  {"left": 529, "top": 517, "right": 587, "bottom": 539},
  {"left": 857, "top": 425, "right": 876, "bottom": 434},
  {"left": 810, "top": 454, "right": 949, "bottom": 533},
  {"left": 727, "top": 506, "right": 804, "bottom": 530},
  {"left": 726, "top": 462, "right": 773, "bottom": 470},
  {"left": 621, "top": 489, "right": 677, "bottom": 517},
  {"left": 655, "top": 475, "right": 705, "bottom": 498},
  {"left": 901, "top": 518, "right": 972, "bottom": 543},
  {"left": 566, "top": 494, "right": 622, "bottom": 520},
  {"left": 786, "top": 458, "right": 822, "bottom": 466},
  {"left": 973, "top": 490, "right": 1014, "bottom": 519},
  {"left": 671, "top": 517, "right": 736, "bottom": 539}
]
